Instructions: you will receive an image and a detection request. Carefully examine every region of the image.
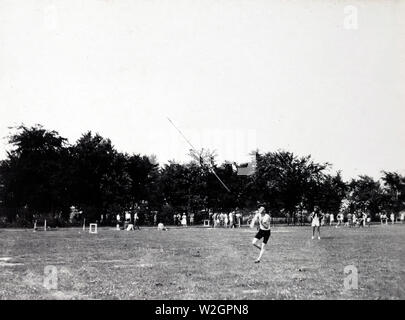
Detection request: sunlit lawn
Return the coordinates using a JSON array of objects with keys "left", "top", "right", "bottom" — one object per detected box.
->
[{"left": 0, "top": 223, "right": 404, "bottom": 299}]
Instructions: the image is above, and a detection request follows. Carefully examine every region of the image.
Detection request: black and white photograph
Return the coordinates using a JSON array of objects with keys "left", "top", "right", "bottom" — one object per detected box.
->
[{"left": 0, "top": 0, "right": 404, "bottom": 303}]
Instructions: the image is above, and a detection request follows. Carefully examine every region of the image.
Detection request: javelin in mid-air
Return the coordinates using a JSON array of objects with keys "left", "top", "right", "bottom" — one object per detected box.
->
[{"left": 166, "top": 117, "right": 231, "bottom": 193}]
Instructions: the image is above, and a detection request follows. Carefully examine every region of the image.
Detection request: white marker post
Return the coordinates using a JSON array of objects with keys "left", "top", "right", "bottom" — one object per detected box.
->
[{"left": 89, "top": 223, "right": 97, "bottom": 234}]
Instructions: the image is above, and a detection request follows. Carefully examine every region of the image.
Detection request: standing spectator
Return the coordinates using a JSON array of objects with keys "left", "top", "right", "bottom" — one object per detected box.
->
[
  {"left": 346, "top": 212, "right": 352, "bottom": 227},
  {"left": 354, "top": 211, "right": 360, "bottom": 227},
  {"left": 362, "top": 212, "right": 368, "bottom": 227},
  {"left": 356, "top": 211, "right": 364, "bottom": 227},
  {"left": 336, "top": 212, "right": 344, "bottom": 228},
  {"left": 390, "top": 212, "right": 395, "bottom": 225},
  {"left": 366, "top": 214, "right": 371, "bottom": 227},
  {"left": 116, "top": 213, "right": 121, "bottom": 230},
  {"left": 214, "top": 213, "right": 220, "bottom": 228},
  {"left": 224, "top": 212, "right": 229, "bottom": 228},
  {"left": 153, "top": 211, "right": 157, "bottom": 226},
  {"left": 400, "top": 212, "right": 405, "bottom": 224},
  {"left": 173, "top": 213, "right": 177, "bottom": 226},
  {"left": 134, "top": 211, "right": 140, "bottom": 230},
  {"left": 247, "top": 213, "right": 254, "bottom": 227},
  {"left": 181, "top": 213, "right": 187, "bottom": 227},
  {"left": 382, "top": 212, "right": 388, "bottom": 225},
  {"left": 352, "top": 212, "right": 357, "bottom": 226},
  {"left": 380, "top": 212, "right": 384, "bottom": 225},
  {"left": 301, "top": 209, "right": 308, "bottom": 226},
  {"left": 125, "top": 210, "right": 131, "bottom": 222},
  {"left": 235, "top": 209, "right": 242, "bottom": 228},
  {"left": 229, "top": 210, "right": 235, "bottom": 228},
  {"left": 329, "top": 213, "right": 334, "bottom": 226},
  {"left": 219, "top": 212, "right": 225, "bottom": 227},
  {"left": 189, "top": 212, "right": 194, "bottom": 225},
  {"left": 124, "top": 210, "right": 130, "bottom": 230},
  {"left": 324, "top": 213, "right": 329, "bottom": 226},
  {"left": 176, "top": 213, "right": 181, "bottom": 226},
  {"left": 208, "top": 209, "right": 214, "bottom": 227}
]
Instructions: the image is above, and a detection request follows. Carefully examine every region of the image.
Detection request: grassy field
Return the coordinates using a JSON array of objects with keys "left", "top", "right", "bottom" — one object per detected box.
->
[{"left": 0, "top": 224, "right": 404, "bottom": 300}]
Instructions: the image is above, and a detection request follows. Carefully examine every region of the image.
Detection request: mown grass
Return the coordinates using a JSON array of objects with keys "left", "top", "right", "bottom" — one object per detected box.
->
[{"left": 0, "top": 224, "right": 403, "bottom": 299}]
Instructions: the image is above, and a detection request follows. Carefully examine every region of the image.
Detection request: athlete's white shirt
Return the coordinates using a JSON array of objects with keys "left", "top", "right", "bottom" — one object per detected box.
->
[{"left": 252, "top": 213, "right": 271, "bottom": 231}]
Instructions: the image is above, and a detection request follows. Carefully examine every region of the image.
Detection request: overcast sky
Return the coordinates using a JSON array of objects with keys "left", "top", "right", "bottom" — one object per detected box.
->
[{"left": 1, "top": 0, "right": 404, "bottom": 180}]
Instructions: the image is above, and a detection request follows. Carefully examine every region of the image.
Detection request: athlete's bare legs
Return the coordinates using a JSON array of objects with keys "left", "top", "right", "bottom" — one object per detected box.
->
[{"left": 252, "top": 238, "right": 266, "bottom": 263}]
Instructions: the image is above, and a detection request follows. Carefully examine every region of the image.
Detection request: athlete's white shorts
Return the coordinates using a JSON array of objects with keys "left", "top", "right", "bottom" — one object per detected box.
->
[{"left": 311, "top": 219, "right": 320, "bottom": 227}]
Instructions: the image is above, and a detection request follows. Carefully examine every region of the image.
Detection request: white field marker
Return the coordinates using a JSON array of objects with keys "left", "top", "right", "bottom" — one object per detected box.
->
[{"left": 89, "top": 223, "right": 98, "bottom": 234}]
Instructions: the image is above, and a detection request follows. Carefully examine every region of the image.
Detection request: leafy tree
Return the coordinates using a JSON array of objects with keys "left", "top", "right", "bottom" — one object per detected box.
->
[
  {"left": 253, "top": 151, "right": 329, "bottom": 216},
  {"left": 159, "top": 161, "right": 204, "bottom": 212},
  {"left": 126, "top": 154, "right": 160, "bottom": 209},
  {"left": 0, "top": 125, "right": 69, "bottom": 222},
  {"left": 1, "top": 124, "right": 404, "bottom": 227},
  {"left": 381, "top": 171, "right": 405, "bottom": 213},
  {"left": 348, "top": 175, "right": 385, "bottom": 219},
  {"left": 68, "top": 132, "right": 121, "bottom": 222},
  {"left": 311, "top": 172, "right": 347, "bottom": 214}
]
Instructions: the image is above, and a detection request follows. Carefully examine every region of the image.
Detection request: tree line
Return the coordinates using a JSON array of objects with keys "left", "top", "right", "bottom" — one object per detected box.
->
[{"left": 0, "top": 125, "right": 404, "bottom": 227}]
